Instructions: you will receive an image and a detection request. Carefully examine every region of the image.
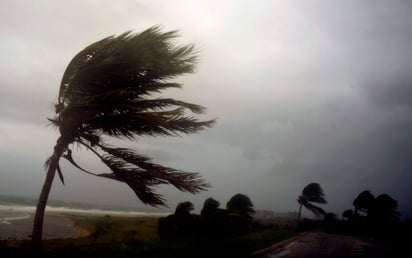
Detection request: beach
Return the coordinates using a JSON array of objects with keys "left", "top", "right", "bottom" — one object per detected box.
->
[
  {"left": 0, "top": 201, "right": 301, "bottom": 257},
  {"left": 0, "top": 203, "right": 169, "bottom": 240},
  {"left": 0, "top": 212, "right": 86, "bottom": 240}
]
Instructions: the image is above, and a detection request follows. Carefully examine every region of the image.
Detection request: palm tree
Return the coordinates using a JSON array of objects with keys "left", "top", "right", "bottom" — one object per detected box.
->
[
  {"left": 353, "top": 190, "right": 375, "bottom": 216},
  {"left": 226, "top": 193, "right": 255, "bottom": 219},
  {"left": 369, "top": 194, "right": 401, "bottom": 223},
  {"left": 201, "top": 197, "right": 221, "bottom": 217},
  {"left": 175, "top": 201, "right": 195, "bottom": 217},
  {"left": 31, "top": 26, "right": 215, "bottom": 246},
  {"left": 342, "top": 209, "right": 354, "bottom": 221},
  {"left": 297, "top": 183, "right": 327, "bottom": 227}
]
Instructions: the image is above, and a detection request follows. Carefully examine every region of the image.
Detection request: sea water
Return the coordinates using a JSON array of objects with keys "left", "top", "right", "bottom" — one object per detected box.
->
[
  {"left": 0, "top": 211, "right": 31, "bottom": 225},
  {"left": 0, "top": 194, "right": 171, "bottom": 217},
  {"left": 0, "top": 203, "right": 34, "bottom": 240}
]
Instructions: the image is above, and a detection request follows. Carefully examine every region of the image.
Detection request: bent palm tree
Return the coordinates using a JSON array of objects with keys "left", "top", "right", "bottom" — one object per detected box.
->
[
  {"left": 201, "top": 197, "right": 220, "bottom": 217},
  {"left": 353, "top": 190, "right": 375, "bottom": 216},
  {"left": 226, "top": 193, "right": 255, "bottom": 219},
  {"left": 369, "top": 194, "right": 401, "bottom": 223},
  {"left": 32, "top": 26, "right": 215, "bottom": 246},
  {"left": 297, "top": 183, "right": 327, "bottom": 227},
  {"left": 175, "top": 201, "right": 195, "bottom": 217}
]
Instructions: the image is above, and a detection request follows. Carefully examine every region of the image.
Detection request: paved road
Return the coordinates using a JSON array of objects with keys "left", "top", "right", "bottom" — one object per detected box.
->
[{"left": 252, "top": 232, "right": 385, "bottom": 258}]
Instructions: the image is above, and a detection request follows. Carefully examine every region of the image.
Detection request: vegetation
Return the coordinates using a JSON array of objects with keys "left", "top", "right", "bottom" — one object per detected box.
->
[
  {"left": 1, "top": 212, "right": 296, "bottom": 257},
  {"left": 297, "top": 182, "right": 327, "bottom": 228},
  {"left": 2, "top": 186, "right": 409, "bottom": 256},
  {"left": 295, "top": 189, "right": 404, "bottom": 240},
  {"left": 158, "top": 193, "right": 257, "bottom": 240},
  {"left": 32, "top": 26, "right": 215, "bottom": 246},
  {"left": 320, "top": 190, "right": 411, "bottom": 257},
  {"left": 353, "top": 190, "right": 375, "bottom": 215},
  {"left": 226, "top": 193, "right": 256, "bottom": 219},
  {"left": 330, "top": 190, "right": 402, "bottom": 238},
  {"left": 200, "top": 197, "right": 221, "bottom": 217}
]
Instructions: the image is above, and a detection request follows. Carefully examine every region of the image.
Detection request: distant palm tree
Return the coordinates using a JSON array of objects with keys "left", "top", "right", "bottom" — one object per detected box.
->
[
  {"left": 158, "top": 201, "right": 195, "bottom": 239},
  {"left": 226, "top": 193, "right": 255, "bottom": 219},
  {"left": 175, "top": 201, "right": 195, "bottom": 217},
  {"left": 31, "top": 26, "right": 215, "bottom": 246},
  {"left": 353, "top": 190, "right": 375, "bottom": 216},
  {"left": 342, "top": 209, "right": 354, "bottom": 221},
  {"left": 297, "top": 183, "right": 327, "bottom": 227},
  {"left": 201, "top": 197, "right": 221, "bottom": 217},
  {"left": 369, "top": 194, "right": 401, "bottom": 223}
]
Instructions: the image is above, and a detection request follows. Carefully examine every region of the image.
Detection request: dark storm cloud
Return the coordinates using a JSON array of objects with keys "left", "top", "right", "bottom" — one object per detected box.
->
[
  {"left": 302, "top": 1, "right": 412, "bottom": 106},
  {"left": 363, "top": 73, "right": 412, "bottom": 108},
  {"left": 192, "top": 0, "right": 412, "bottom": 216}
]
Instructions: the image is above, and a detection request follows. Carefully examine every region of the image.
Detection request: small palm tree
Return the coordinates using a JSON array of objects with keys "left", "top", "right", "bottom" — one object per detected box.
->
[
  {"left": 226, "top": 193, "right": 255, "bottom": 219},
  {"left": 342, "top": 209, "right": 354, "bottom": 221},
  {"left": 353, "top": 190, "right": 375, "bottom": 216},
  {"left": 31, "top": 26, "right": 215, "bottom": 246},
  {"left": 297, "top": 183, "right": 327, "bottom": 227},
  {"left": 369, "top": 194, "right": 401, "bottom": 223},
  {"left": 175, "top": 201, "right": 195, "bottom": 217},
  {"left": 201, "top": 197, "right": 220, "bottom": 217}
]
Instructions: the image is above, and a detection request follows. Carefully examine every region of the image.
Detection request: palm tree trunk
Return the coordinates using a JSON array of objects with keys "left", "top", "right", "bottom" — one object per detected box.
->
[
  {"left": 297, "top": 203, "right": 303, "bottom": 230},
  {"left": 31, "top": 136, "right": 66, "bottom": 247}
]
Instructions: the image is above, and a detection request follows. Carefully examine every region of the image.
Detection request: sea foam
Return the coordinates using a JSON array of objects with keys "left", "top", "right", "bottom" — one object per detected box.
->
[{"left": 0, "top": 203, "right": 170, "bottom": 217}]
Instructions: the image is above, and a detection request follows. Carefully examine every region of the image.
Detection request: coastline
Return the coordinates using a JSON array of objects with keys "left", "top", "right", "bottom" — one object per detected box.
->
[
  {"left": 73, "top": 223, "right": 91, "bottom": 238},
  {"left": 1, "top": 211, "right": 169, "bottom": 241},
  {"left": 0, "top": 203, "right": 170, "bottom": 240},
  {"left": 0, "top": 212, "right": 88, "bottom": 240}
]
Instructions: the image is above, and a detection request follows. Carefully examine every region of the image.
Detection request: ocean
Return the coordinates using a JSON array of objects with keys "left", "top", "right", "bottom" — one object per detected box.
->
[{"left": 0, "top": 195, "right": 170, "bottom": 240}]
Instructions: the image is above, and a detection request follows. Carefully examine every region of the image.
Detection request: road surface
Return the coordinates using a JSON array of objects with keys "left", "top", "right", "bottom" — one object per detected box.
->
[{"left": 251, "top": 232, "right": 387, "bottom": 258}]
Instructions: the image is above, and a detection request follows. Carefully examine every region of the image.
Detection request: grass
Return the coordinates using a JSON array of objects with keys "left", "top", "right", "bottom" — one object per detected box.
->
[{"left": 0, "top": 215, "right": 297, "bottom": 257}]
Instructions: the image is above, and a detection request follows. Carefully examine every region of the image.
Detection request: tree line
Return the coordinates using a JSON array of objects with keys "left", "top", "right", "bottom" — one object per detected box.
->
[
  {"left": 297, "top": 183, "right": 404, "bottom": 240},
  {"left": 157, "top": 193, "right": 256, "bottom": 240},
  {"left": 330, "top": 190, "right": 402, "bottom": 238}
]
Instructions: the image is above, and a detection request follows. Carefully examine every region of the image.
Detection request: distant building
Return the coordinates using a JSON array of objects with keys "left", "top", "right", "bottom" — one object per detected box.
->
[
  {"left": 254, "top": 210, "right": 274, "bottom": 219},
  {"left": 273, "top": 211, "right": 298, "bottom": 219},
  {"left": 254, "top": 210, "right": 298, "bottom": 220}
]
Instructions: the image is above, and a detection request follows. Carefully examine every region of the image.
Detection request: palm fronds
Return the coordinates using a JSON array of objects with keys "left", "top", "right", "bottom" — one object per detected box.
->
[
  {"left": 50, "top": 26, "right": 214, "bottom": 206},
  {"left": 97, "top": 144, "right": 209, "bottom": 206},
  {"left": 52, "top": 26, "right": 214, "bottom": 141},
  {"left": 58, "top": 27, "right": 197, "bottom": 106},
  {"left": 301, "top": 182, "right": 327, "bottom": 204},
  {"left": 33, "top": 26, "right": 214, "bottom": 246},
  {"left": 297, "top": 196, "right": 326, "bottom": 217}
]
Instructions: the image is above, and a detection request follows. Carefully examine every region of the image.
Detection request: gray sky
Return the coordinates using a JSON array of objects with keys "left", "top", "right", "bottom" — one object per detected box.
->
[{"left": 1, "top": 0, "right": 411, "bottom": 218}]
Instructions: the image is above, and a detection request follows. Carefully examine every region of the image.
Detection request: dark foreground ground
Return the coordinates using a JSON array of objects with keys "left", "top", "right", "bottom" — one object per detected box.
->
[
  {"left": 0, "top": 215, "right": 297, "bottom": 258},
  {"left": 1, "top": 215, "right": 409, "bottom": 258}
]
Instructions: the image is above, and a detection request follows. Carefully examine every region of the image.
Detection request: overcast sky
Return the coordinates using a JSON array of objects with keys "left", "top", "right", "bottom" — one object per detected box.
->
[{"left": 1, "top": 0, "right": 411, "bottom": 218}]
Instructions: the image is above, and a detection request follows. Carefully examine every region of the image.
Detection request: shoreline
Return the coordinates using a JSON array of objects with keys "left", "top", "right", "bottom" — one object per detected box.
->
[
  {"left": 0, "top": 212, "right": 87, "bottom": 240},
  {"left": 0, "top": 203, "right": 171, "bottom": 217},
  {"left": 0, "top": 204, "right": 170, "bottom": 241},
  {"left": 0, "top": 211, "right": 157, "bottom": 240},
  {"left": 73, "top": 224, "right": 91, "bottom": 238}
]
